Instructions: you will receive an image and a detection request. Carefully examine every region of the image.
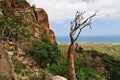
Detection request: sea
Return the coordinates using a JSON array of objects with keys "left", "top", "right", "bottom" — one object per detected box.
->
[{"left": 56, "top": 36, "right": 120, "bottom": 44}]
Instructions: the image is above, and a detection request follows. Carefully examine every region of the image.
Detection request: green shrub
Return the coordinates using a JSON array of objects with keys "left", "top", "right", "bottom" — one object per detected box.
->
[
  {"left": 76, "top": 68, "right": 106, "bottom": 80},
  {"left": 41, "top": 36, "right": 50, "bottom": 43},
  {"left": 35, "top": 42, "right": 61, "bottom": 68},
  {"left": 0, "top": 18, "right": 7, "bottom": 25},
  {"left": 48, "top": 58, "right": 67, "bottom": 76},
  {"left": 74, "top": 57, "right": 106, "bottom": 80},
  {"left": 101, "top": 55, "right": 120, "bottom": 80},
  {"left": 25, "top": 38, "right": 40, "bottom": 54},
  {"left": 86, "top": 49, "right": 120, "bottom": 80},
  {"left": 12, "top": 26, "right": 32, "bottom": 41}
]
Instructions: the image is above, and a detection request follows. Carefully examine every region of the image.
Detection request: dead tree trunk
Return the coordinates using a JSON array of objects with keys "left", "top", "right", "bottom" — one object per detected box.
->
[{"left": 67, "top": 11, "right": 96, "bottom": 79}]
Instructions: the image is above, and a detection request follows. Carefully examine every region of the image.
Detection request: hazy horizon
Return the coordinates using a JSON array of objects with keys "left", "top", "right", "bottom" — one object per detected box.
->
[{"left": 56, "top": 36, "right": 120, "bottom": 44}]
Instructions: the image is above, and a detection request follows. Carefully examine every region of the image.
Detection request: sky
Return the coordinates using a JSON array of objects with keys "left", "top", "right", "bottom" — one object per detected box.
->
[{"left": 27, "top": 0, "right": 120, "bottom": 37}]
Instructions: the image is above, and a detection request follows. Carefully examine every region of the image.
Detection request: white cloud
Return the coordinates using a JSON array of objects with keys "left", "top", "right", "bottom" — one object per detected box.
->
[{"left": 27, "top": 0, "right": 120, "bottom": 23}]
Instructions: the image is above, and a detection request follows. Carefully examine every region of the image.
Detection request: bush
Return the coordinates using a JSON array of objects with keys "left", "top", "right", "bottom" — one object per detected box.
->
[
  {"left": 76, "top": 68, "right": 106, "bottom": 80},
  {"left": 74, "top": 57, "right": 106, "bottom": 80},
  {"left": 48, "top": 58, "right": 67, "bottom": 76},
  {"left": 12, "top": 26, "right": 32, "bottom": 41},
  {"left": 86, "top": 49, "right": 120, "bottom": 80},
  {"left": 41, "top": 36, "right": 50, "bottom": 43},
  {"left": 25, "top": 38, "right": 40, "bottom": 54},
  {"left": 35, "top": 42, "right": 61, "bottom": 68}
]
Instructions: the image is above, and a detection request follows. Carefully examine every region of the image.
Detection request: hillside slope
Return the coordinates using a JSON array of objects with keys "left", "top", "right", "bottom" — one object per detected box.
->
[
  {"left": 58, "top": 43, "right": 120, "bottom": 80},
  {"left": 0, "top": 0, "right": 56, "bottom": 79}
]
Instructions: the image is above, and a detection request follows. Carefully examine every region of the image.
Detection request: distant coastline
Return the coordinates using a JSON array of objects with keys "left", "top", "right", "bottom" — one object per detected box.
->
[{"left": 56, "top": 36, "right": 120, "bottom": 44}]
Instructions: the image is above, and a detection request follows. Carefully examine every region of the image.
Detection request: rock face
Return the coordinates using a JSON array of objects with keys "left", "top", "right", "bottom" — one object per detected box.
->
[
  {"left": 0, "top": 0, "right": 56, "bottom": 43},
  {"left": 34, "top": 8, "right": 56, "bottom": 43},
  {"left": 0, "top": 0, "right": 30, "bottom": 8},
  {"left": 0, "top": 44, "right": 16, "bottom": 80},
  {"left": 6, "top": 0, "right": 13, "bottom": 8}
]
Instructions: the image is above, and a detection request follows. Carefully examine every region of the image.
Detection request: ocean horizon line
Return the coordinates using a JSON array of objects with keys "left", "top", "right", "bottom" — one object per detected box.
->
[{"left": 56, "top": 36, "right": 120, "bottom": 44}]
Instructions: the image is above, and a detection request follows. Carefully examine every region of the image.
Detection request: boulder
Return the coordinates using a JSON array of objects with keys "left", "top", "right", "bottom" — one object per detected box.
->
[
  {"left": 8, "top": 51, "right": 14, "bottom": 58},
  {"left": 54, "top": 75, "right": 67, "bottom": 80},
  {"left": 0, "top": 44, "right": 16, "bottom": 80}
]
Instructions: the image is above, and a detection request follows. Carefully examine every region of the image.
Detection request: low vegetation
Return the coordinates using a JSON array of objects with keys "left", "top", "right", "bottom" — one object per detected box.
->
[
  {"left": 13, "top": 42, "right": 120, "bottom": 80},
  {"left": 58, "top": 43, "right": 120, "bottom": 80},
  {"left": 34, "top": 41, "right": 61, "bottom": 68}
]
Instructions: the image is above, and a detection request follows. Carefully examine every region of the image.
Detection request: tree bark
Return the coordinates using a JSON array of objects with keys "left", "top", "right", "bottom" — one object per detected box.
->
[
  {"left": 67, "top": 43, "right": 76, "bottom": 79},
  {"left": 67, "top": 11, "right": 96, "bottom": 79}
]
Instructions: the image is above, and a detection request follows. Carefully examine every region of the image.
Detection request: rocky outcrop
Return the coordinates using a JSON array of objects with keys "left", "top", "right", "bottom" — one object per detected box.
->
[
  {"left": 0, "top": 0, "right": 56, "bottom": 43},
  {"left": 34, "top": 8, "right": 50, "bottom": 36},
  {"left": 49, "top": 30, "right": 56, "bottom": 43},
  {"left": 0, "top": 44, "right": 16, "bottom": 80},
  {"left": 33, "top": 8, "right": 56, "bottom": 43},
  {"left": 0, "top": 0, "right": 30, "bottom": 8}
]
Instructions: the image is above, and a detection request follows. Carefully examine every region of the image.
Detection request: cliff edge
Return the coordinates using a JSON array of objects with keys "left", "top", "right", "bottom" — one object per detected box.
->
[{"left": 0, "top": 0, "right": 56, "bottom": 43}]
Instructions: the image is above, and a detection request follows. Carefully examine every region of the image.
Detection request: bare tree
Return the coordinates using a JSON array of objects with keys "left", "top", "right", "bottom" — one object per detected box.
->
[{"left": 67, "top": 11, "right": 96, "bottom": 79}]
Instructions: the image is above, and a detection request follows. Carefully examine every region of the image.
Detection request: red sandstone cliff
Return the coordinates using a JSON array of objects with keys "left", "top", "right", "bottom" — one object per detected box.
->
[
  {"left": 34, "top": 8, "right": 56, "bottom": 43},
  {"left": 0, "top": 0, "right": 56, "bottom": 43}
]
